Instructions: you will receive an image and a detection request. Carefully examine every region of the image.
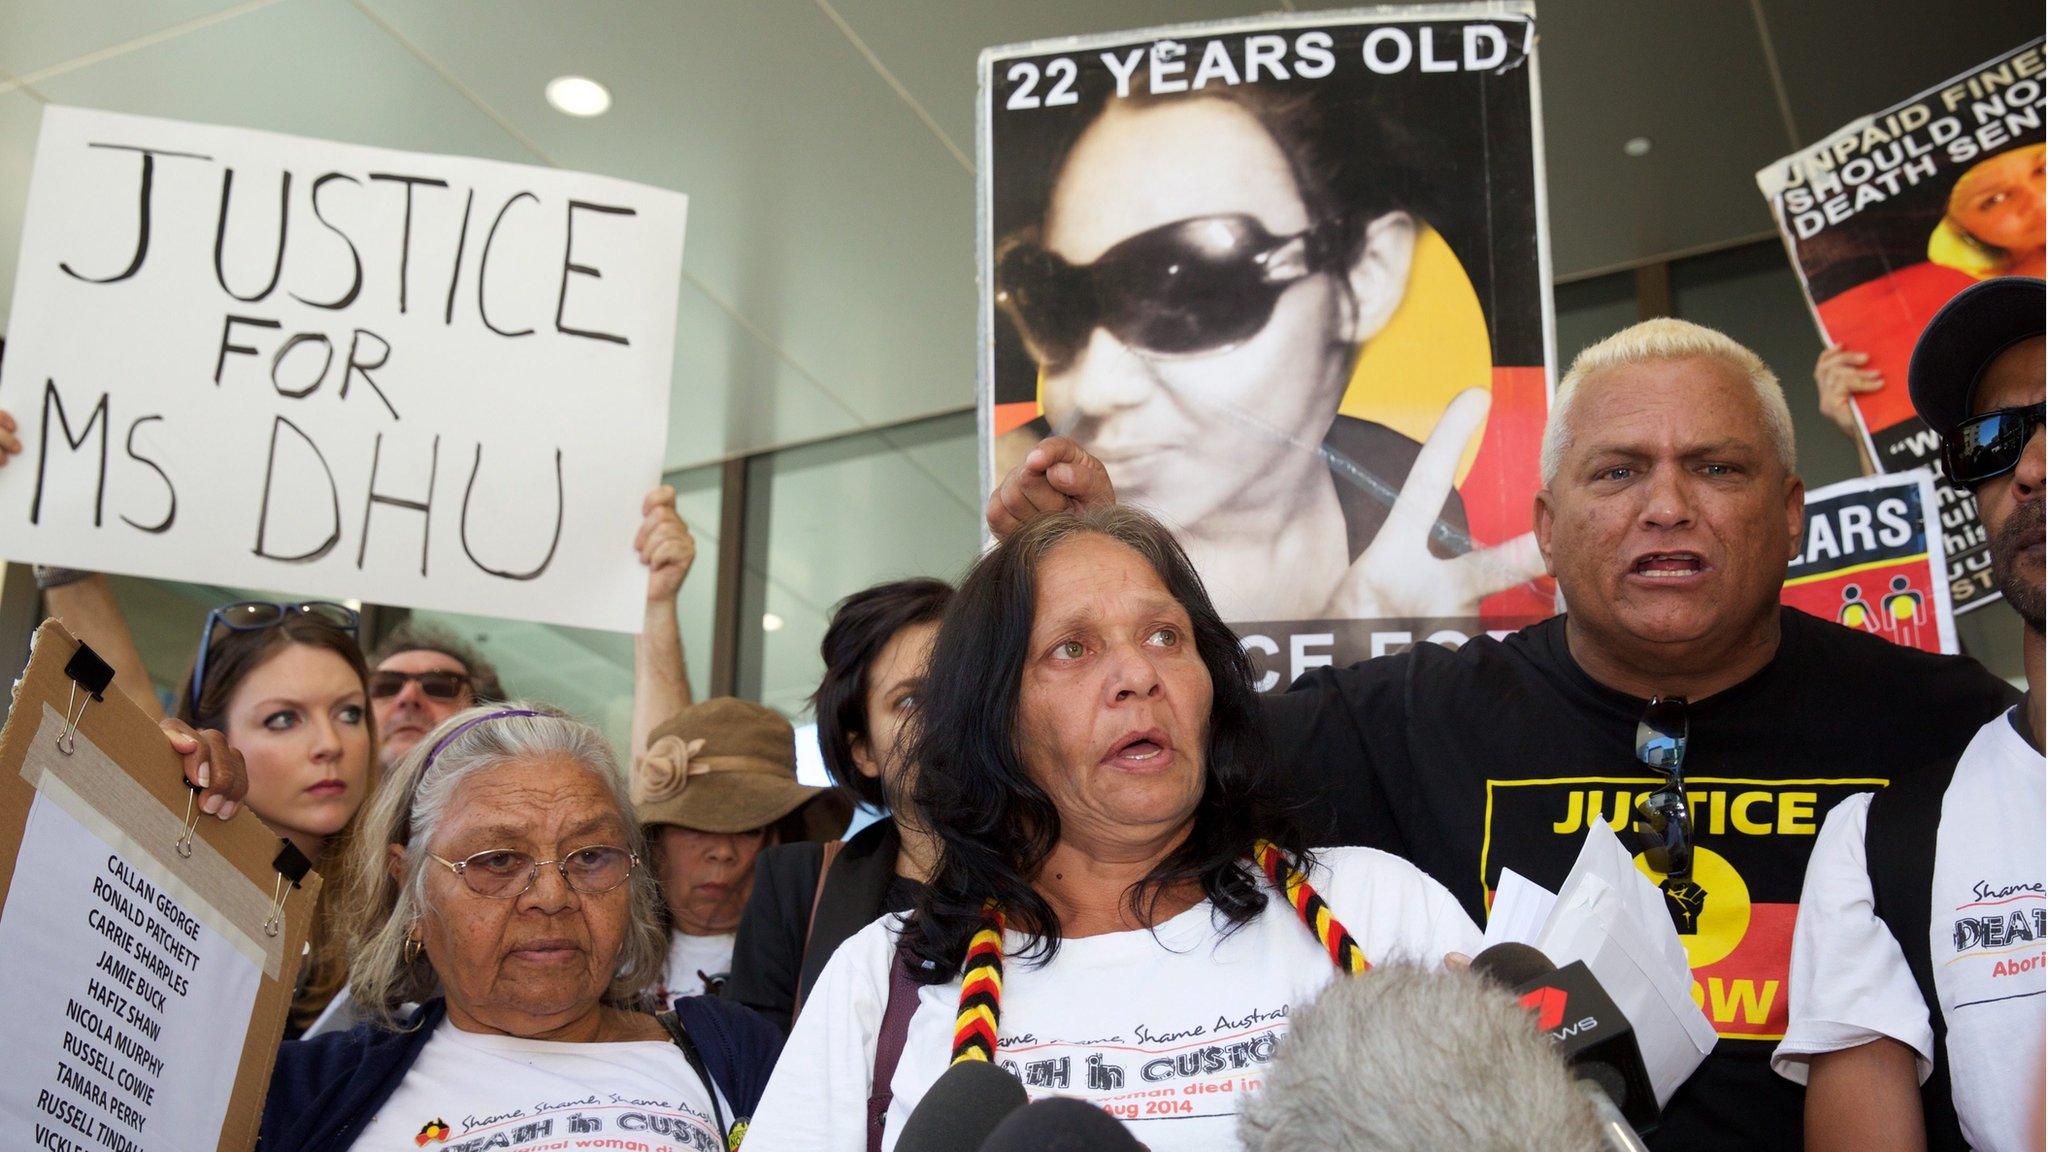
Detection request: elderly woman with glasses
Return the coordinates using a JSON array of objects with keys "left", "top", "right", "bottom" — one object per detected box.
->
[
  {"left": 741, "top": 507, "right": 1480, "bottom": 1152},
  {"left": 261, "top": 705, "right": 782, "bottom": 1152}
]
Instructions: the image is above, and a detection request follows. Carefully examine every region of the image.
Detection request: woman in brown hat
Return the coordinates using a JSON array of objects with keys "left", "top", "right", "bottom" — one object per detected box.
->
[{"left": 633, "top": 697, "right": 849, "bottom": 999}]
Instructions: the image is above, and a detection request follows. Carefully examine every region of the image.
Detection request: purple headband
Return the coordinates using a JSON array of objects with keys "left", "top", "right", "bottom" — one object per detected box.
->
[{"left": 422, "top": 708, "right": 543, "bottom": 772}]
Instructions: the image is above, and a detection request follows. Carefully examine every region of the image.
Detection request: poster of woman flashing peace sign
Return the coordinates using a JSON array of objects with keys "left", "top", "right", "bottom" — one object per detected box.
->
[{"left": 978, "top": 4, "right": 1556, "bottom": 682}]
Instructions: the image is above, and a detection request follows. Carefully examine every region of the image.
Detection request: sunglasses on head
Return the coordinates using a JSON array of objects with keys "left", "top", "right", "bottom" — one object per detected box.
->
[
  {"left": 189, "top": 601, "right": 361, "bottom": 718},
  {"left": 1630, "top": 695, "right": 1693, "bottom": 879},
  {"left": 1946, "top": 402, "right": 2045, "bottom": 487},
  {"left": 995, "top": 213, "right": 1344, "bottom": 370},
  {"left": 368, "top": 669, "right": 473, "bottom": 701}
]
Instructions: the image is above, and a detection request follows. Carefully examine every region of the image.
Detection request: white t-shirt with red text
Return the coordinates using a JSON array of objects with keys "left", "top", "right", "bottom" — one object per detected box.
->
[
  {"left": 741, "top": 846, "right": 1483, "bottom": 1152},
  {"left": 350, "top": 1016, "right": 727, "bottom": 1152},
  {"left": 1774, "top": 710, "right": 2045, "bottom": 1152}
]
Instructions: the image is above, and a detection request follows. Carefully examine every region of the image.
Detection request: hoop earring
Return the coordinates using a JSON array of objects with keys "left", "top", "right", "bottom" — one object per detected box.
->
[{"left": 402, "top": 934, "right": 423, "bottom": 966}]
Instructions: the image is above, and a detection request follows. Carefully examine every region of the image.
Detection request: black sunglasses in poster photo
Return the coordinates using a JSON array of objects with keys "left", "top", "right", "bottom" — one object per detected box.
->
[{"left": 989, "top": 116, "right": 1545, "bottom": 625}]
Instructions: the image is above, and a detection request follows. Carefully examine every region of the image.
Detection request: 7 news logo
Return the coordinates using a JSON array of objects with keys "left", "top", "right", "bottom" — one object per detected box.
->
[{"left": 1519, "top": 986, "right": 1597, "bottom": 1038}]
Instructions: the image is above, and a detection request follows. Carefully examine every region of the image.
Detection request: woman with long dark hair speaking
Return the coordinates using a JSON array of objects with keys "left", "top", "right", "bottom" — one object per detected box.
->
[{"left": 741, "top": 506, "right": 1480, "bottom": 1152}]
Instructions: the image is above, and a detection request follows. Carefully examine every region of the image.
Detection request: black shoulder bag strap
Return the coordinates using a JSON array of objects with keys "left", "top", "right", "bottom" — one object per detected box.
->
[
  {"left": 657, "top": 1009, "right": 732, "bottom": 1150},
  {"left": 1864, "top": 761, "right": 1965, "bottom": 1152}
]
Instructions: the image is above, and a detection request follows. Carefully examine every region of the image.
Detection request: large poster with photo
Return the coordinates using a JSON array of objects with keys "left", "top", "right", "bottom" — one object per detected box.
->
[
  {"left": 978, "top": 4, "right": 1555, "bottom": 686},
  {"left": 1757, "top": 39, "right": 2044, "bottom": 616}
]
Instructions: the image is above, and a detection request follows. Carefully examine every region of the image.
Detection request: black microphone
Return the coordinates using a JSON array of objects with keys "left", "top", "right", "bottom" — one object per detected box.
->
[
  {"left": 978, "top": 1097, "right": 1145, "bottom": 1152},
  {"left": 1468, "top": 940, "right": 1556, "bottom": 988},
  {"left": 892, "top": 1060, "right": 1029, "bottom": 1152},
  {"left": 1469, "top": 942, "right": 1658, "bottom": 1151}
]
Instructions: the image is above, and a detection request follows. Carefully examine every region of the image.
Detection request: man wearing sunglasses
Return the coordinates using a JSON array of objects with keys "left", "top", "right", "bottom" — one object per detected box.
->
[
  {"left": 989, "top": 317, "right": 2018, "bottom": 1151},
  {"left": 367, "top": 624, "right": 501, "bottom": 769},
  {"left": 1778, "top": 277, "right": 2044, "bottom": 1152}
]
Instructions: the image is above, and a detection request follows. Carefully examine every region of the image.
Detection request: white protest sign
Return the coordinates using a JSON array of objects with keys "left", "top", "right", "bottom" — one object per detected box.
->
[
  {"left": 0, "top": 794, "right": 261, "bottom": 1152},
  {"left": 0, "top": 106, "right": 687, "bottom": 632}
]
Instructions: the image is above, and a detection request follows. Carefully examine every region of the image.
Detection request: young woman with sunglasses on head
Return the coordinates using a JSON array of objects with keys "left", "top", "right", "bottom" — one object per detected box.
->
[
  {"left": 990, "top": 81, "right": 1541, "bottom": 624},
  {"left": 31, "top": 575, "right": 374, "bottom": 1033},
  {"left": 188, "top": 600, "right": 376, "bottom": 1034}
]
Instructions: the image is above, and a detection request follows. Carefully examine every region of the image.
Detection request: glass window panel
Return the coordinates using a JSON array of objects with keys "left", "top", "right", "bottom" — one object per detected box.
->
[
  {"left": 1554, "top": 271, "right": 1637, "bottom": 368},
  {"left": 740, "top": 411, "right": 978, "bottom": 719}
]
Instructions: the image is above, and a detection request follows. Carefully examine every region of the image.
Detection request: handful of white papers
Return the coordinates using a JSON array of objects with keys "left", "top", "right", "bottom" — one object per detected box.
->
[{"left": 1482, "top": 822, "right": 1719, "bottom": 1106}]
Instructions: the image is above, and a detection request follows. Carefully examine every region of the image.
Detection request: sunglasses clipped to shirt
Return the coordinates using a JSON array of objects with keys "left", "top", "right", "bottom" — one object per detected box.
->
[
  {"left": 1945, "top": 402, "right": 2045, "bottom": 487},
  {"left": 995, "top": 213, "right": 1346, "bottom": 369},
  {"left": 189, "top": 601, "right": 360, "bottom": 718},
  {"left": 1630, "top": 695, "right": 1693, "bottom": 879}
]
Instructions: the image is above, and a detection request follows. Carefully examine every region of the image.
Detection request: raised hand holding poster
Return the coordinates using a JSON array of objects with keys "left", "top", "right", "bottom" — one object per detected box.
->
[
  {"left": 0, "top": 107, "right": 689, "bottom": 633},
  {"left": 1757, "top": 40, "right": 2044, "bottom": 615}
]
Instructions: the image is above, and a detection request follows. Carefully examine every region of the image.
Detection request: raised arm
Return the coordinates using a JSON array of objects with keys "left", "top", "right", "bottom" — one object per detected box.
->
[
  {"left": 1814, "top": 346, "right": 1881, "bottom": 477},
  {"left": 42, "top": 572, "right": 166, "bottom": 721},
  {"left": 632, "top": 484, "right": 695, "bottom": 763}
]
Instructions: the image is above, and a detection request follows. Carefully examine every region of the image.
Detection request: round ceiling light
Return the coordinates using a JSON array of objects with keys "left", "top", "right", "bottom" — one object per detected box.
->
[
  {"left": 1623, "top": 136, "right": 1652, "bottom": 158},
  {"left": 762, "top": 613, "right": 786, "bottom": 633},
  {"left": 546, "top": 76, "right": 612, "bottom": 117}
]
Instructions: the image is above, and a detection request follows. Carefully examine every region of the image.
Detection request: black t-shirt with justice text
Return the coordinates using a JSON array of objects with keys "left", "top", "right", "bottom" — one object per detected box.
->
[{"left": 1264, "top": 607, "right": 2018, "bottom": 1152}]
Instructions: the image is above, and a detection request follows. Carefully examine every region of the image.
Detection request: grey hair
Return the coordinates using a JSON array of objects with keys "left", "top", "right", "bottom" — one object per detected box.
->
[
  {"left": 1541, "top": 317, "right": 1797, "bottom": 486},
  {"left": 1238, "top": 965, "right": 1601, "bottom": 1152},
  {"left": 341, "top": 703, "right": 667, "bottom": 1030}
]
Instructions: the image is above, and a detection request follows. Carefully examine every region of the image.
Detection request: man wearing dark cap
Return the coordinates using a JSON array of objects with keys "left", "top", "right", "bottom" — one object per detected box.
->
[{"left": 1776, "top": 277, "right": 2044, "bottom": 1152}]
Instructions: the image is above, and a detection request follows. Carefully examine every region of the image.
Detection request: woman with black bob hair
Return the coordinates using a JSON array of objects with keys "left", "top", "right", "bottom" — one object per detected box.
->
[
  {"left": 903, "top": 507, "right": 1287, "bottom": 977},
  {"left": 725, "top": 578, "right": 953, "bottom": 1034},
  {"left": 742, "top": 505, "right": 1479, "bottom": 1152}
]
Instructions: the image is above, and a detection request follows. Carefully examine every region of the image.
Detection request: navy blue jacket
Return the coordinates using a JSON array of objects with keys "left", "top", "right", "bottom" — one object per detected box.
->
[{"left": 260, "top": 996, "right": 783, "bottom": 1152}]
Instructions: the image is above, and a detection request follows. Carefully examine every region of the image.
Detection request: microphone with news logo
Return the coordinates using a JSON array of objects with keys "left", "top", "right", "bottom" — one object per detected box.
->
[{"left": 1470, "top": 941, "right": 1659, "bottom": 1152}]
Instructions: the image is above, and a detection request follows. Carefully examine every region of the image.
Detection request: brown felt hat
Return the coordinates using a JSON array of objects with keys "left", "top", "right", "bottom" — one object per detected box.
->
[{"left": 631, "top": 697, "right": 846, "bottom": 840}]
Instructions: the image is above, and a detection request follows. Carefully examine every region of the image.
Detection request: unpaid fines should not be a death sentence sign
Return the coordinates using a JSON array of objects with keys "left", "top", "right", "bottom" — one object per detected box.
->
[{"left": 0, "top": 106, "right": 688, "bottom": 633}]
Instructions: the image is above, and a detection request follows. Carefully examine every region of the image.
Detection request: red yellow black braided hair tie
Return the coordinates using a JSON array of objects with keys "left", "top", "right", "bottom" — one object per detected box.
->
[
  {"left": 948, "top": 844, "right": 1366, "bottom": 1064},
  {"left": 1252, "top": 838, "right": 1369, "bottom": 974},
  {"left": 950, "top": 901, "right": 1006, "bottom": 1064}
]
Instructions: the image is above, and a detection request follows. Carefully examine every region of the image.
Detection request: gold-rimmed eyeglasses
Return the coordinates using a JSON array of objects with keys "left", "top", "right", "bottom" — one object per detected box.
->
[{"left": 427, "top": 846, "right": 638, "bottom": 899}]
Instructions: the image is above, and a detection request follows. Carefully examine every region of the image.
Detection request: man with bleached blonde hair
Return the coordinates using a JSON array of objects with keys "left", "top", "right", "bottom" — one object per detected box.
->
[
  {"left": 1540, "top": 317, "right": 1798, "bottom": 487},
  {"left": 985, "top": 316, "right": 2016, "bottom": 1152}
]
